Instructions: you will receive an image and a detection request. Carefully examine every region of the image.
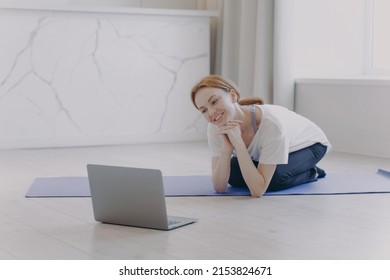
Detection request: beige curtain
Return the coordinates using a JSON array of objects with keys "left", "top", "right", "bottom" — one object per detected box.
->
[{"left": 211, "top": 0, "right": 295, "bottom": 109}]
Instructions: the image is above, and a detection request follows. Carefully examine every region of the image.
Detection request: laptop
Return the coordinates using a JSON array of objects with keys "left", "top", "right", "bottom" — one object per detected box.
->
[{"left": 86, "top": 164, "right": 197, "bottom": 230}]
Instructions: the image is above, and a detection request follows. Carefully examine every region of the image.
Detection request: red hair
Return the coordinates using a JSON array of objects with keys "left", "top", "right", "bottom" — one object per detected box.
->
[{"left": 191, "top": 75, "right": 264, "bottom": 109}]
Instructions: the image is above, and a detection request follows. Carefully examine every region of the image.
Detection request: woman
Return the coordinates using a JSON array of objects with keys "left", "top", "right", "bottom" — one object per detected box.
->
[{"left": 191, "top": 75, "right": 331, "bottom": 197}]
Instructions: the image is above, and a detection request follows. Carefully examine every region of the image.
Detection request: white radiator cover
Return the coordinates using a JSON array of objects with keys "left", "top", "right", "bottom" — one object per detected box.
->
[{"left": 295, "top": 79, "right": 390, "bottom": 158}]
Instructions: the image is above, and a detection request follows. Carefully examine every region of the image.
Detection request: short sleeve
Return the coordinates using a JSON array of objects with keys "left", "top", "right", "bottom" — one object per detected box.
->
[{"left": 258, "top": 119, "right": 289, "bottom": 164}]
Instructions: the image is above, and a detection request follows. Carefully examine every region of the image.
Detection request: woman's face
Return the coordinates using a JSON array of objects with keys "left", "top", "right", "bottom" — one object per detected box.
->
[{"left": 194, "top": 87, "right": 237, "bottom": 127}]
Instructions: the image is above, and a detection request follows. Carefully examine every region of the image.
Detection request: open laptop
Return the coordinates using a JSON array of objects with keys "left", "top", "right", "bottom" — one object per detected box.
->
[{"left": 87, "top": 164, "right": 197, "bottom": 230}]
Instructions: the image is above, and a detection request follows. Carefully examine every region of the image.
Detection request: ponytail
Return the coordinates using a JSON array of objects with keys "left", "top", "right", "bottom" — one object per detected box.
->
[{"left": 238, "top": 97, "right": 264, "bottom": 106}]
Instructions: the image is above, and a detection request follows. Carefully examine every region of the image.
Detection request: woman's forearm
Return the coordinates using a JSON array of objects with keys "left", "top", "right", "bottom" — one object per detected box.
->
[
  {"left": 234, "top": 144, "right": 267, "bottom": 197},
  {"left": 211, "top": 146, "right": 233, "bottom": 193}
]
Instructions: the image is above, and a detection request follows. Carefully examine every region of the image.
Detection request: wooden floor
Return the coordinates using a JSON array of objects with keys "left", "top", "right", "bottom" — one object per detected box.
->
[{"left": 1, "top": 141, "right": 390, "bottom": 260}]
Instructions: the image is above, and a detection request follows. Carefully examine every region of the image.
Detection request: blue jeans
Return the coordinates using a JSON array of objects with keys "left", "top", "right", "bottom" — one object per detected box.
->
[{"left": 228, "top": 143, "right": 328, "bottom": 192}]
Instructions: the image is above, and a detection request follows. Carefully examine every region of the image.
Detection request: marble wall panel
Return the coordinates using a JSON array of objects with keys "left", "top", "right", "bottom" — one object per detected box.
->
[{"left": 0, "top": 8, "right": 209, "bottom": 148}]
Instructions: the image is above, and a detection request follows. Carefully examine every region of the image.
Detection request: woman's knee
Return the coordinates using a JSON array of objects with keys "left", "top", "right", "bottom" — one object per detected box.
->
[{"left": 312, "top": 143, "right": 327, "bottom": 160}]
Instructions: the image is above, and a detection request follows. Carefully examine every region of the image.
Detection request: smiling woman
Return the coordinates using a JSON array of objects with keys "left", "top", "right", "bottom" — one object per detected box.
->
[{"left": 190, "top": 75, "right": 332, "bottom": 198}]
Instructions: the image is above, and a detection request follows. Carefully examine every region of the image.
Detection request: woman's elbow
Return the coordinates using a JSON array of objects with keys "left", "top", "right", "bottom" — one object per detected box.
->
[
  {"left": 250, "top": 191, "right": 263, "bottom": 198},
  {"left": 249, "top": 185, "right": 267, "bottom": 198},
  {"left": 215, "top": 186, "right": 228, "bottom": 193},
  {"left": 213, "top": 183, "right": 228, "bottom": 193}
]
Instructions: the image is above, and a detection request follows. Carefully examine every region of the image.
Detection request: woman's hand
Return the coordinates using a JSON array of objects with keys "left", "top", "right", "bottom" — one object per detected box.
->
[
  {"left": 218, "top": 120, "right": 244, "bottom": 149},
  {"left": 217, "top": 120, "right": 273, "bottom": 198},
  {"left": 210, "top": 121, "right": 242, "bottom": 193}
]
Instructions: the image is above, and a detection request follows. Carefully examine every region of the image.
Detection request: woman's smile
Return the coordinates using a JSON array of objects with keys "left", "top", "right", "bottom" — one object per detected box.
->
[{"left": 213, "top": 112, "right": 224, "bottom": 124}]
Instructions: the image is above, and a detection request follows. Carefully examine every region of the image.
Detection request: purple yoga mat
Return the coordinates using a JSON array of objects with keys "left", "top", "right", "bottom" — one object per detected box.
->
[{"left": 25, "top": 169, "right": 390, "bottom": 198}]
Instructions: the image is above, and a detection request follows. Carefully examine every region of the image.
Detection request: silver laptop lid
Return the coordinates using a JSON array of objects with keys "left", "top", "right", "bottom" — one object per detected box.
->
[
  {"left": 87, "top": 164, "right": 170, "bottom": 230},
  {"left": 87, "top": 164, "right": 196, "bottom": 230}
]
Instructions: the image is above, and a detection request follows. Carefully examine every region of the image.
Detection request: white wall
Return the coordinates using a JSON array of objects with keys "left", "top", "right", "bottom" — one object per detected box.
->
[
  {"left": 292, "top": 0, "right": 390, "bottom": 158},
  {"left": 293, "top": 0, "right": 367, "bottom": 78},
  {"left": 296, "top": 79, "right": 390, "bottom": 158},
  {"left": 273, "top": 0, "right": 369, "bottom": 109}
]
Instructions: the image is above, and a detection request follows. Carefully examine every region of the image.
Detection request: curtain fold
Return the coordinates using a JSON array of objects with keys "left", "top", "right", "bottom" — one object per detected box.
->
[
  {"left": 273, "top": 0, "right": 295, "bottom": 109},
  {"left": 214, "top": 0, "right": 295, "bottom": 110}
]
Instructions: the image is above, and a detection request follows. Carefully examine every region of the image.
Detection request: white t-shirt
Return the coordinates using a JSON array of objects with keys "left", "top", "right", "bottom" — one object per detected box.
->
[{"left": 207, "top": 104, "right": 332, "bottom": 165}]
